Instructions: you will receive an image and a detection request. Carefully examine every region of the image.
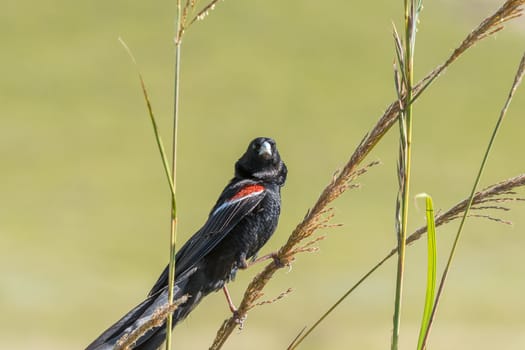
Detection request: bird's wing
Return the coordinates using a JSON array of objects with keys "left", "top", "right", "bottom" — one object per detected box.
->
[{"left": 148, "top": 182, "right": 266, "bottom": 297}]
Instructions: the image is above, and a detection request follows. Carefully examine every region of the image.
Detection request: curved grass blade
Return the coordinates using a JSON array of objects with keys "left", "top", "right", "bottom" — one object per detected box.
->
[
  {"left": 421, "top": 50, "right": 525, "bottom": 348},
  {"left": 118, "top": 38, "right": 176, "bottom": 199},
  {"left": 415, "top": 194, "right": 437, "bottom": 350}
]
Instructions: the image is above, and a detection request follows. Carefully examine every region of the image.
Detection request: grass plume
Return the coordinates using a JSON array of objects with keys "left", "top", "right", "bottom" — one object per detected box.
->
[
  {"left": 288, "top": 173, "right": 525, "bottom": 350},
  {"left": 285, "top": 0, "right": 524, "bottom": 347},
  {"left": 209, "top": 161, "right": 380, "bottom": 350},
  {"left": 413, "top": 0, "right": 524, "bottom": 102}
]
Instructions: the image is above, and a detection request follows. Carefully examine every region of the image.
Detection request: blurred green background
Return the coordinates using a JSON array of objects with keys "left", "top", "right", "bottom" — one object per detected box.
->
[{"left": 2, "top": 0, "right": 525, "bottom": 349}]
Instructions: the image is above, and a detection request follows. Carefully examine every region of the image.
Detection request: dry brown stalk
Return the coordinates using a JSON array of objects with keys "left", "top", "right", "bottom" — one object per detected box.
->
[
  {"left": 191, "top": 0, "right": 222, "bottom": 24},
  {"left": 173, "top": 0, "right": 226, "bottom": 40},
  {"left": 287, "top": 173, "right": 525, "bottom": 350},
  {"left": 209, "top": 161, "right": 379, "bottom": 350},
  {"left": 115, "top": 295, "right": 188, "bottom": 350},
  {"left": 208, "top": 1, "right": 524, "bottom": 349},
  {"left": 405, "top": 174, "right": 525, "bottom": 248},
  {"left": 413, "top": 0, "right": 524, "bottom": 101},
  {"left": 252, "top": 288, "right": 293, "bottom": 310}
]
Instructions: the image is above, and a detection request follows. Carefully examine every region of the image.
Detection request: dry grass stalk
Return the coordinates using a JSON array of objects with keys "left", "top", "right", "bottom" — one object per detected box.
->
[
  {"left": 413, "top": 0, "right": 524, "bottom": 101},
  {"left": 208, "top": 2, "right": 524, "bottom": 349},
  {"left": 287, "top": 173, "right": 525, "bottom": 350},
  {"left": 251, "top": 288, "right": 294, "bottom": 312},
  {"left": 168, "top": 0, "right": 225, "bottom": 40},
  {"left": 209, "top": 161, "right": 379, "bottom": 350},
  {"left": 115, "top": 295, "right": 188, "bottom": 350},
  {"left": 405, "top": 174, "right": 525, "bottom": 248},
  {"left": 191, "top": 0, "right": 222, "bottom": 24}
]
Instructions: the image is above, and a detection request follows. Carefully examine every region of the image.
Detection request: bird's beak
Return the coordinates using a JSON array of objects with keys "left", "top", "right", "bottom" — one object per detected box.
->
[{"left": 258, "top": 140, "right": 272, "bottom": 159}]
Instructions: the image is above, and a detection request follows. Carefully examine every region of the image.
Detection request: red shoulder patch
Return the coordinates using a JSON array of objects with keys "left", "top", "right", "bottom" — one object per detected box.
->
[{"left": 231, "top": 184, "right": 265, "bottom": 200}]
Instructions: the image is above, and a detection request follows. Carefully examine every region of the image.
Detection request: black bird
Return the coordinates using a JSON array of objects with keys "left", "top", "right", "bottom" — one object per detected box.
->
[{"left": 86, "top": 137, "right": 287, "bottom": 350}]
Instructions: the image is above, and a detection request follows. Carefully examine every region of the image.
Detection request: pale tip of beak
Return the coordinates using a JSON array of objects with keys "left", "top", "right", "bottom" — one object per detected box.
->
[{"left": 258, "top": 141, "right": 272, "bottom": 158}]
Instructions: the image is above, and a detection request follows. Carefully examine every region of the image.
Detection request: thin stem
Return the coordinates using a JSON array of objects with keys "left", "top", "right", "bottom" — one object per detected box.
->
[
  {"left": 392, "top": 1, "right": 416, "bottom": 348},
  {"left": 165, "top": 1, "right": 183, "bottom": 349},
  {"left": 421, "top": 51, "right": 525, "bottom": 349},
  {"left": 288, "top": 254, "right": 391, "bottom": 350}
]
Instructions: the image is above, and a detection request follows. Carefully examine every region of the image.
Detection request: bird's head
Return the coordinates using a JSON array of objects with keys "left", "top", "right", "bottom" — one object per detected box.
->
[{"left": 235, "top": 137, "right": 287, "bottom": 185}]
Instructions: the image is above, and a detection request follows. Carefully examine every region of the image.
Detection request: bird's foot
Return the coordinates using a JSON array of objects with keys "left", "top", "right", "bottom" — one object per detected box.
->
[
  {"left": 233, "top": 311, "right": 247, "bottom": 330},
  {"left": 270, "top": 252, "right": 285, "bottom": 268},
  {"left": 250, "top": 252, "right": 285, "bottom": 268},
  {"left": 238, "top": 256, "right": 249, "bottom": 270}
]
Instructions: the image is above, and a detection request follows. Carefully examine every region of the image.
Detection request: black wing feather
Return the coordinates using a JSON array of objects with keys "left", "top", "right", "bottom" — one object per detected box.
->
[{"left": 148, "top": 184, "right": 265, "bottom": 297}]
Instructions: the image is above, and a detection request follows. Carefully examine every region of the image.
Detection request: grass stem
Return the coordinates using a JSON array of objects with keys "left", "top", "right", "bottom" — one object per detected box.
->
[
  {"left": 287, "top": 254, "right": 390, "bottom": 350},
  {"left": 165, "top": 1, "right": 183, "bottom": 349},
  {"left": 392, "top": 1, "right": 419, "bottom": 348}
]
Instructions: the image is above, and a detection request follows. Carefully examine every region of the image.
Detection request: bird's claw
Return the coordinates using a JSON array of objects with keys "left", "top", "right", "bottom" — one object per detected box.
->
[
  {"left": 247, "top": 251, "right": 286, "bottom": 268},
  {"left": 233, "top": 311, "right": 247, "bottom": 330},
  {"left": 270, "top": 253, "right": 285, "bottom": 268},
  {"left": 239, "top": 256, "right": 249, "bottom": 270}
]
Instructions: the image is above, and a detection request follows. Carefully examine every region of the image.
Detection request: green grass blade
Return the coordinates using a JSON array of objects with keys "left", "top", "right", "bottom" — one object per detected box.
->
[
  {"left": 421, "top": 51, "right": 525, "bottom": 348},
  {"left": 118, "top": 38, "right": 176, "bottom": 199},
  {"left": 416, "top": 194, "right": 437, "bottom": 350},
  {"left": 118, "top": 35, "right": 179, "bottom": 350}
]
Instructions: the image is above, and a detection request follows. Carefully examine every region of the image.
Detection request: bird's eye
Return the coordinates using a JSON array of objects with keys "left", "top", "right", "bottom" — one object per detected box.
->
[{"left": 252, "top": 142, "right": 259, "bottom": 151}]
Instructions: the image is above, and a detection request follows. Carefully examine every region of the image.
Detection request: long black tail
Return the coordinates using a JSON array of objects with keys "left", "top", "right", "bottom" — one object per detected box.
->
[{"left": 86, "top": 280, "right": 201, "bottom": 350}]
